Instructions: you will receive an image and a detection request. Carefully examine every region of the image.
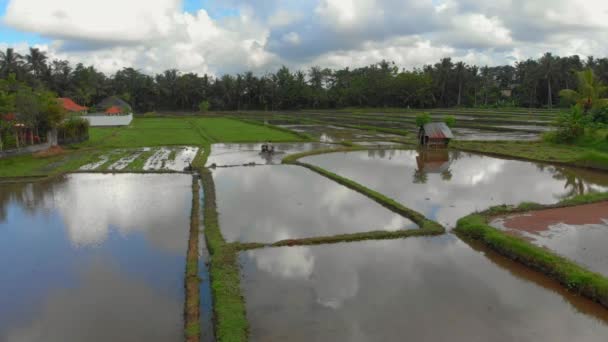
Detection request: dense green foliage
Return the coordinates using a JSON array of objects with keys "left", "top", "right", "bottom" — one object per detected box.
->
[
  {"left": 415, "top": 112, "right": 432, "bottom": 127},
  {"left": 57, "top": 117, "right": 89, "bottom": 143},
  {"left": 4, "top": 47, "right": 608, "bottom": 112}
]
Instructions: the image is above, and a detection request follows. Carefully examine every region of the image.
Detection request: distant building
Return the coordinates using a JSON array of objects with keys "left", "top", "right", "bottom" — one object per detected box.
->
[
  {"left": 58, "top": 98, "right": 88, "bottom": 114},
  {"left": 418, "top": 122, "right": 453, "bottom": 147},
  {"left": 81, "top": 96, "right": 133, "bottom": 127}
]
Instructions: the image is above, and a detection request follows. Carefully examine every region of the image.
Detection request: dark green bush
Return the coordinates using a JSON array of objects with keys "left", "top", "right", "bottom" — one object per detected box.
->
[{"left": 415, "top": 112, "right": 431, "bottom": 127}]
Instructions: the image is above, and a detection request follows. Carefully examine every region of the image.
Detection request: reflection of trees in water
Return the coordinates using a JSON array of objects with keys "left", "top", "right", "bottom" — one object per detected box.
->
[
  {"left": 0, "top": 178, "right": 66, "bottom": 222},
  {"left": 366, "top": 149, "right": 397, "bottom": 159},
  {"left": 551, "top": 167, "right": 593, "bottom": 199},
  {"left": 413, "top": 169, "right": 428, "bottom": 184}
]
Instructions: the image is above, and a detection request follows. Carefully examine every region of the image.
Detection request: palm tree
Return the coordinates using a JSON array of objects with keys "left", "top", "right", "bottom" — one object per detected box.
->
[
  {"left": 0, "top": 48, "right": 23, "bottom": 78},
  {"left": 559, "top": 69, "right": 608, "bottom": 112},
  {"left": 539, "top": 52, "right": 558, "bottom": 109},
  {"left": 25, "top": 48, "right": 48, "bottom": 78},
  {"left": 455, "top": 61, "right": 467, "bottom": 106}
]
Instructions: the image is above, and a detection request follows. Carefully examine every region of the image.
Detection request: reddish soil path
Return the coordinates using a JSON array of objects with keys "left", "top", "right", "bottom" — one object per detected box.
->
[{"left": 500, "top": 202, "right": 608, "bottom": 233}]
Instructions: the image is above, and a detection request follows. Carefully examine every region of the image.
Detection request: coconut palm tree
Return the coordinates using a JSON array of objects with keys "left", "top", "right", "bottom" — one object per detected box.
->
[
  {"left": 25, "top": 48, "right": 48, "bottom": 78},
  {"left": 540, "top": 52, "right": 558, "bottom": 109},
  {"left": 559, "top": 69, "right": 608, "bottom": 113},
  {"left": 0, "top": 48, "right": 23, "bottom": 78}
]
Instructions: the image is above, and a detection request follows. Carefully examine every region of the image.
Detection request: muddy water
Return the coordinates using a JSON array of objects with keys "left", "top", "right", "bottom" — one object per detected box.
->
[
  {"left": 213, "top": 165, "right": 417, "bottom": 243},
  {"left": 302, "top": 150, "right": 608, "bottom": 228},
  {"left": 0, "top": 174, "right": 193, "bottom": 341},
  {"left": 206, "top": 142, "right": 333, "bottom": 167},
  {"left": 240, "top": 236, "right": 608, "bottom": 342},
  {"left": 491, "top": 204, "right": 608, "bottom": 277}
]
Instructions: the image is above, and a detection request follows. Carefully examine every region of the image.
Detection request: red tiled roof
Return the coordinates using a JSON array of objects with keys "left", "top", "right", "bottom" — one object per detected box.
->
[
  {"left": 1, "top": 113, "right": 16, "bottom": 121},
  {"left": 105, "top": 106, "right": 123, "bottom": 114},
  {"left": 58, "top": 98, "right": 88, "bottom": 112}
]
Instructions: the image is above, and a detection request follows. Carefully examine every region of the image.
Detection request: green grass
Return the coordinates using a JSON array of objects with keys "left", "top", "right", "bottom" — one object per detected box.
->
[
  {"left": 452, "top": 140, "right": 608, "bottom": 171},
  {"left": 185, "top": 177, "right": 201, "bottom": 342},
  {"left": 192, "top": 117, "right": 302, "bottom": 143},
  {"left": 282, "top": 148, "right": 445, "bottom": 234},
  {"left": 1, "top": 116, "right": 303, "bottom": 178},
  {"left": 454, "top": 193, "right": 608, "bottom": 308},
  {"left": 200, "top": 168, "right": 248, "bottom": 342}
]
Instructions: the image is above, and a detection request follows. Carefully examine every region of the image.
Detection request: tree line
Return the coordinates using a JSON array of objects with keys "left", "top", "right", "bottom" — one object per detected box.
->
[{"left": 2, "top": 47, "right": 608, "bottom": 112}]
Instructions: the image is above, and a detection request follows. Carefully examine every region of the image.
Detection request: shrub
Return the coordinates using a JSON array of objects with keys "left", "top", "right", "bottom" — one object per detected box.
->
[
  {"left": 415, "top": 112, "right": 431, "bottom": 127},
  {"left": 198, "top": 100, "right": 210, "bottom": 113},
  {"left": 550, "top": 106, "right": 590, "bottom": 143},
  {"left": 58, "top": 117, "right": 89, "bottom": 144},
  {"left": 591, "top": 107, "right": 608, "bottom": 124},
  {"left": 444, "top": 115, "right": 456, "bottom": 128}
]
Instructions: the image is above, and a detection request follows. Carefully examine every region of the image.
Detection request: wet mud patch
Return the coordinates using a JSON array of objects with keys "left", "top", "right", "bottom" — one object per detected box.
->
[
  {"left": 143, "top": 146, "right": 199, "bottom": 171},
  {"left": 491, "top": 202, "right": 608, "bottom": 277}
]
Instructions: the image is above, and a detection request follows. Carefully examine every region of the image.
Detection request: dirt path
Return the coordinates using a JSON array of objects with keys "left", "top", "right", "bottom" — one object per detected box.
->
[{"left": 499, "top": 202, "right": 608, "bottom": 233}]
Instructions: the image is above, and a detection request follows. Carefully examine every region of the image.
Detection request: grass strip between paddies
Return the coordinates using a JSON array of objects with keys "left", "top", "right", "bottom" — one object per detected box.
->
[
  {"left": 184, "top": 176, "right": 201, "bottom": 341},
  {"left": 200, "top": 168, "right": 248, "bottom": 342},
  {"left": 454, "top": 192, "right": 608, "bottom": 308},
  {"left": 282, "top": 147, "right": 445, "bottom": 238}
]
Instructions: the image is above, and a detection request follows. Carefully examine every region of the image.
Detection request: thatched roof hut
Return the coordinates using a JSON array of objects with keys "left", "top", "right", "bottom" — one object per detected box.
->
[{"left": 418, "top": 122, "right": 454, "bottom": 146}]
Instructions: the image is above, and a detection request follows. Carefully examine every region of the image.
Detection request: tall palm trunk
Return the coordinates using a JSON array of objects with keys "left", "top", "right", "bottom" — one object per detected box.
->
[
  {"left": 457, "top": 81, "right": 462, "bottom": 106},
  {"left": 547, "top": 77, "right": 553, "bottom": 109}
]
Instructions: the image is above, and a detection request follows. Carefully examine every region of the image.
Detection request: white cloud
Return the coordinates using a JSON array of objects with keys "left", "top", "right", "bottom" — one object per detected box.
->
[{"left": 1, "top": 0, "right": 608, "bottom": 75}]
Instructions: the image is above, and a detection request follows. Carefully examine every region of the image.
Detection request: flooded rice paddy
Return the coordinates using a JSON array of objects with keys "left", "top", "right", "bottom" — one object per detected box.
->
[
  {"left": 79, "top": 146, "right": 198, "bottom": 172},
  {"left": 453, "top": 127, "right": 540, "bottom": 141},
  {"left": 491, "top": 202, "right": 608, "bottom": 277},
  {"left": 240, "top": 236, "right": 608, "bottom": 342},
  {"left": 302, "top": 149, "right": 608, "bottom": 227},
  {"left": 213, "top": 165, "right": 417, "bottom": 243},
  {"left": 206, "top": 142, "right": 333, "bottom": 167},
  {"left": 0, "top": 174, "right": 209, "bottom": 341},
  {"left": 278, "top": 124, "right": 400, "bottom": 142}
]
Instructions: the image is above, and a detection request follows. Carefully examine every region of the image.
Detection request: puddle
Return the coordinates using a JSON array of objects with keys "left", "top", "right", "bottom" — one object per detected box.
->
[
  {"left": 491, "top": 202, "right": 608, "bottom": 277},
  {"left": 0, "top": 174, "right": 193, "bottom": 341},
  {"left": 143, "top": 146, "right": 198, "bottom": 171},
  {"left": 301, "top": 150, "right": 608, "bottom": 228},
  {"left": 240, "top": 236, "right": 608, "bottom": 341},
  {"left": 213, "top": 165, "right": 417, "bottom": 243},
  {"left": 206, "top": 143, "right": 333, "bottom": 167}
]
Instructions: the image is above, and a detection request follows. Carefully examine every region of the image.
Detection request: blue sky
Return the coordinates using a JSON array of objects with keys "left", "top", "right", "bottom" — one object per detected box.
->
[{"left": 0, "top": 0, "right": 48, "bottom": 44}]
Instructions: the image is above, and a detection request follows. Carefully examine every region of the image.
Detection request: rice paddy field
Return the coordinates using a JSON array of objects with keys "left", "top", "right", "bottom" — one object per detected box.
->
[{"left": 2, "top": 108, "right": 608, "bottom": 342}]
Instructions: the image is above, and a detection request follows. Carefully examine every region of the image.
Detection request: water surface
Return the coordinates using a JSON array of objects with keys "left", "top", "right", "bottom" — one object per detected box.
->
[
  {"left": 206, "top": 142, "right": 333, "bottom": 167},
  {"left": 240, "top": 236, "right": 608, "bottom": 342},
  {"left": 302, "top": 149, "right": 608, "bottom": 227},
  {"left": 0, "top": 174, "right": 193, "bottom": 341},
  {"left": 213, "top": 165, "right": 417, "bottom": 243}
]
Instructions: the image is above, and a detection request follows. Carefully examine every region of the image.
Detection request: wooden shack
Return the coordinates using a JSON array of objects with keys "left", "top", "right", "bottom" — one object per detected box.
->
[{"left": 418, "top": 122, "right": 453, "bottom": 147}]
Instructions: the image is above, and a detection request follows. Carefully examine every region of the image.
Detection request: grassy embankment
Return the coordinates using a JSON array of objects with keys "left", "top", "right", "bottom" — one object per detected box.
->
[
  {"left": 0, "top": 117, "right": 303, "bottom": 178},
  {"left": 452, "top": 136, "right": 608, "bottom": 171},
  {"left": 455, "top": 192, "right": 608, "bottom": 308},
  {"left": 197, "top": 145, "right": 446, "bottom": 341},
  {"left": 200, "top": 168, "right": 248, "bottom": 342},
  {"left": 185, "top": 177, "right": 202, "bottom": 341}
]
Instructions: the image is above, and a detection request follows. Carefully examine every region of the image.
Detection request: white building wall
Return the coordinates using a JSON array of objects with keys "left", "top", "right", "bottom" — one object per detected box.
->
[{"left": 82, "top": 113, "right": 133, "bottom": 127}]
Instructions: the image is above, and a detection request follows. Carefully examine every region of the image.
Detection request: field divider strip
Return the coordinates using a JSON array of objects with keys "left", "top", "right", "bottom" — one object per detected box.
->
[
  {"left": 199, "top": 168, "right": 248, "bottom": 342},
  {"left": 454, "top": 192, "right": 608, "bottom": 309},
  {"left": 282, "top": 148, "right": 445, "bottom": 235},
  {"left": 184, "top": 176, "right": 202, "bottom": 341}
]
